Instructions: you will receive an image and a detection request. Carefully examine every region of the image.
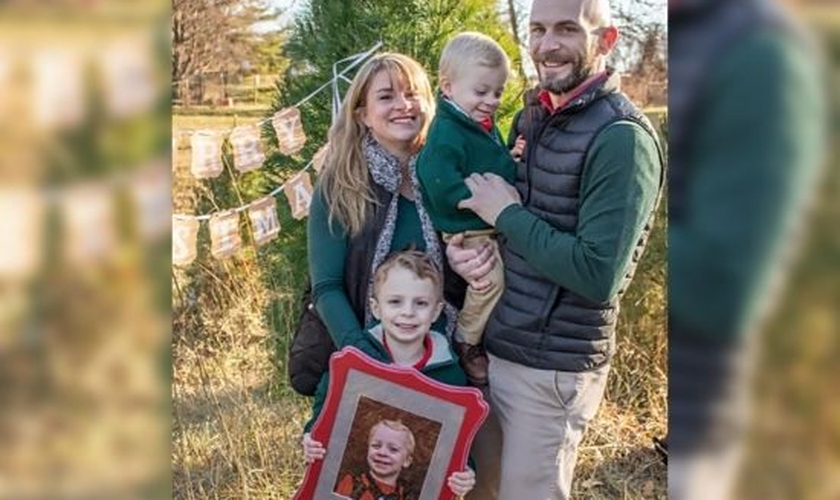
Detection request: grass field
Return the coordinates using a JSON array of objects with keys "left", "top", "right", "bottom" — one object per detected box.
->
[{"left": 171, "top": 110, "right": 668, "bottom": 499}]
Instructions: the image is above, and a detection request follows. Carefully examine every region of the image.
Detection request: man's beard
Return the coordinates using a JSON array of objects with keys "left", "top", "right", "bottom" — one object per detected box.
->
[{"left": 536, "top": 47, "right": 595, "bottom": 94}]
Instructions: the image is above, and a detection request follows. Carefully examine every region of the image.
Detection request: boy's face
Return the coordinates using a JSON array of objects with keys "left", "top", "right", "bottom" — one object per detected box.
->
[
  {"left": 367, "top": 424, "right": 412, "bottom": 482},
  {"left": 370, "top": 266, "right": 443, "bottom": 347},
  {"left": 441, "top": 64, "right": 507, "bottom": 123}
]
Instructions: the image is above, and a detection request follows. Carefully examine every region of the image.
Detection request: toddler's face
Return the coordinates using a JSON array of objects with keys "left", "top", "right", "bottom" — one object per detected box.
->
[
  {"left": 367, "top": 424, "right": 412, "bottom": 482},
  {"left": 442, "top": 64, "right": 507, "bottom": 122}
]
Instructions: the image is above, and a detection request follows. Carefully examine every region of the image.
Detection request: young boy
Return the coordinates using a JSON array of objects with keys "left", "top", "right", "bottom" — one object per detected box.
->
[
  {"left": 333, "top": 419, "right": 415, "bottom": 500},
  {"left": 416, "top": 32, "right": 522, "bottom": 386},
  {"left": 302, "top": 250, "right": 476, "bottom": 498}
]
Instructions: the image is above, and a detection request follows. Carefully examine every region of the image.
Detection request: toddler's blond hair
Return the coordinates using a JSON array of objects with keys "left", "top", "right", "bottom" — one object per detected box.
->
[{"left": 439, "top": 31, "right": 510, "bottom": 84}]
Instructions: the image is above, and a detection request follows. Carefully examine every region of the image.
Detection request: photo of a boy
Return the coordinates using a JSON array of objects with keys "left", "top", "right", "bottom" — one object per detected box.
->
[{"left": 334, "top": 419, "right": 415, "bottom": 500}]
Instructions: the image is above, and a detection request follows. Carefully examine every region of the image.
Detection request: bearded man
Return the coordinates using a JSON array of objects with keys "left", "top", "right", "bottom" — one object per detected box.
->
[{"left": 455, "top": 0, "right": 665, "bottom": 497}]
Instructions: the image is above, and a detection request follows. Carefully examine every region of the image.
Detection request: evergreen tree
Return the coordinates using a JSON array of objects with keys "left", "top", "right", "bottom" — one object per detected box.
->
[{"left": 264, "top": 0, "right": 526, "bottom": 176}]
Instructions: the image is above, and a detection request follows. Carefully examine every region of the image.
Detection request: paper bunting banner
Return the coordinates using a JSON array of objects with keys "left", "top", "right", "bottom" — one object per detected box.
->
[
  {"left": 173, "top": 217, "right": 199, "bottom": 266},
  {"left": 247, "top": 197, "right": 280, "bottom": 246},
  {"left": 230, "top": 125, "right": 266, "bottom": 173},
  {"left": 99, "top": 35, "right": 158, "bottom": 117},
  {"left": 62, "top": 183, "right": 117, "bottom": 265},
  {"left": 209, "top": 210, "right": 241, "bottom": 259},
  {"left": 272, "top": 107, "right": 307, "bottom": 156},
  {"left": 190, "top": 131, "right": 224, "bottom": 179},
  {"left": 32, "top": 48, "right": 85, "bottom": 129},
  {"left": 0, "top": 189, "right": 44, "bottom": 279},
  {"left": 131, "top": 160, "right": 171, "bottom": 241},
  {"left": 283, "top": 171, "right": 314, "bottom": 220},
  {"left": 312, "top": 143, "right": 329, "bottom": 174}
]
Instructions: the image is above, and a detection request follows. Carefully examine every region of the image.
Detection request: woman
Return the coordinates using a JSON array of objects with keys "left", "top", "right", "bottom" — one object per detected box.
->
[
  {"left": 306, "top": 52, "right": 498, "bottom": 500},
  {"left": 307, "top": 52, "right": 491, "bottom": 349}
]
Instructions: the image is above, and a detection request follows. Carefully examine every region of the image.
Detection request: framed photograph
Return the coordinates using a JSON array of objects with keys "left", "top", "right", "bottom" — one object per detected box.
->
[{"left": 294, "top": 347, "right": 489, "bottom": 500}]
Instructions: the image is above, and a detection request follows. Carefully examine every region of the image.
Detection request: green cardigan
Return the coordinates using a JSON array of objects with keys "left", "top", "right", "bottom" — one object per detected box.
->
[
  {"left": 305, "top": 326, "right": 468, "bottom": 432},
  {"left": 417, "top": 96, "right": 517, "bottom": 234}
]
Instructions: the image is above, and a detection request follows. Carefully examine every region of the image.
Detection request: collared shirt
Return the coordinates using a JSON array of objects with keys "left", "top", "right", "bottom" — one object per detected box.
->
[
  {"left": 382, "top": 333, "right": 433, "bottom": 370},
  {"left": 537, "top": 71, "right": 610, "bottom": 113}
]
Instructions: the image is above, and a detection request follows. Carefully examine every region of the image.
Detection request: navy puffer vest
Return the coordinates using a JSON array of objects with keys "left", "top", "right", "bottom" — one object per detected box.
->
[{"left": 485, "top": 71, "right": 663, "bottom": 371}]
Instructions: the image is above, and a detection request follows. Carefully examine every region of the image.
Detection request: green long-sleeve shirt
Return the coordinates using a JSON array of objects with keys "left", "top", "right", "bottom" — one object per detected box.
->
[
  {"left": 495, "top": 120, "right": 662, "bottom": 303},
  {"left": 669, "top": 31, "right": 825, "bottom": 339},
  {"left": 307, "top": 187, "right": 445, "bottom": 346}
]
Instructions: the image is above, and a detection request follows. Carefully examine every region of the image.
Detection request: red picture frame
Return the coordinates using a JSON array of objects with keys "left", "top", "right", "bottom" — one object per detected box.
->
[{"left": 294, "top": 347, "right": 489, "bottom": 500}]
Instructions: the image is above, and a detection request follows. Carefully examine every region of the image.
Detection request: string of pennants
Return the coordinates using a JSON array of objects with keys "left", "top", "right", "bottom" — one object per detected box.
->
[
  {"left": 0, "top": 31, "right": 168, "bottom": 280},
  {"left": 0, "top": 32, "right": 160, "bottom": 129},
  {"left": 172, "top": 42, "right": 383, "bottom": 267},
  {"left": 0, "top": 159, "right": 170, "bottom": 280}
]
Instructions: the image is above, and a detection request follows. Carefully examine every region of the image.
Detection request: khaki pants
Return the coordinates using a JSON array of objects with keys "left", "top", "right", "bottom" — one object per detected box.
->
[
  {"left": 488, "top": 353, "right": 610, "bottom": 500},
  {"left": 465, "top": 387, "right": 503, "bottom": 500},
  {"left": 443, "top": 231, "right": 504, "bottom": 345}
]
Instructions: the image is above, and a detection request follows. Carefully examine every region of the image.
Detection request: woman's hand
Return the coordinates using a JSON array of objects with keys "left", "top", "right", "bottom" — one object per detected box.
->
[
  {"left": 447, "top": 467, "right": 476, "bottom": 498},
  {"left": 302, "top": 433, "right": 326, "bottom": 464}
]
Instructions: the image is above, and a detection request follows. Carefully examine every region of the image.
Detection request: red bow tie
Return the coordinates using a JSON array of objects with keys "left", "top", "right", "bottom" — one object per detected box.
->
[{"left": 480, "top": 117, "right": 493, "bottom": 132}]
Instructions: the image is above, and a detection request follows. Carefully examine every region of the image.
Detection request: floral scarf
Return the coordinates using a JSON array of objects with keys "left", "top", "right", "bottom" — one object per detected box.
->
[{"left": 363, "top": 134, "right": 458, "bottom": 338}]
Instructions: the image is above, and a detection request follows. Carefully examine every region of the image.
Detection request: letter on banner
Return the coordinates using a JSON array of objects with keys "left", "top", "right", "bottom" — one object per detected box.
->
[
  {"left": 32, "top": 48, "right": 85, "bottom": 129},
  {"left": 172, "top": 217, "right": 199, "bottom": 266},
  {"left": 190, "top": 131, "right": 223, "bottom": 179},
  {"left": 62, "top": 184, "right": 116, "bottom": 265},
  {"left": 230, "top": 125, "right": 265, "bottom": 173},
  {"left": 131, "top": 160, "right": 171, "bottom": 241},
  {"left": 209, "top": 210, "right": 241, "bottom": 259},
  {"left": 312, "top": 143, "right": 329, "bottom": 174},
  {"left": 283, "top": 172, "right": 313, "bottom": 220},
  {"left": 0, "top": 188, "right": 44, "bottom": 279},
  {"left": 272, "top": 107, "right": 307, "bottom": 156},
  {"left": 247, "top": 196, "right": 280, "bottom": 246},
  {"left": 99, "top": 35, "right": 158, "bottom": 117}
]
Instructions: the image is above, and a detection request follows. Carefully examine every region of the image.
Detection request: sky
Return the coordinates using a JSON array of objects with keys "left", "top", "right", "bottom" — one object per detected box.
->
[{"left": 261, "top": 0, "right": 667, "bottom": 32}]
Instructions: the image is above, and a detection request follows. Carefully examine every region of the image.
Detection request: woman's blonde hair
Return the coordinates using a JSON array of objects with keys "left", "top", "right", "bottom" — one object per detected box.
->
[{"left": 318, "top": 53, "right": 435, "bottom": 236}]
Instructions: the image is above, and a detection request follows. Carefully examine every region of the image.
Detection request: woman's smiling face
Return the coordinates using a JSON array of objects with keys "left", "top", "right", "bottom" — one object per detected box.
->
[{"left": 358, "top": 70, "right": 427, "bottom": 157}]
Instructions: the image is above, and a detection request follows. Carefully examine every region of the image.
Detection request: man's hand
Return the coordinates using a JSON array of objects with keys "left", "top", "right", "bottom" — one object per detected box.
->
[
  {"left": 459, "top": 173, "right": 521, "bottom": 226},
  {"left": 446, "top": 233, "right": 494, "bottom": 291}
]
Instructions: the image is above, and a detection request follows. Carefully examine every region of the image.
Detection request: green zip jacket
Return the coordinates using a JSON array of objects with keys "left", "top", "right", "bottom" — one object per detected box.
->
[{"left": 417, "top": 96, "right": 517, "bottom": 234}]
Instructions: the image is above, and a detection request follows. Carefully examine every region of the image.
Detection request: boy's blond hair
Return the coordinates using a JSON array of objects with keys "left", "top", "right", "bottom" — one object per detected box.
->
[
  {"left": 372, "top": 250, "right": 443, "bottom": 301},
  {"left": 369, "top": 419, "right": 416, "bottom": 457},
  {"left": 439, "top": 32, "right": 510, "bottom": 84}
]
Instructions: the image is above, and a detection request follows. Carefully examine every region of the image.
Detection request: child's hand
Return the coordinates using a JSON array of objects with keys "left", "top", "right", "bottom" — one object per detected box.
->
[
  {"left": 447, "top": 467, "right": 476, "bottom": 497},
  {"left": 302, "top": 433, "right": 326, "bottom": 464},
  {"left": 511, "top": 135, "right": 526, "bottom": 161}
]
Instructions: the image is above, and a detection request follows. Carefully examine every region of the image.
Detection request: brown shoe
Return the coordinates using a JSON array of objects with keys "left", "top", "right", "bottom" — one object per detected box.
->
[{"left": 454, "top": 341, "right": 489, "bottom": 386}]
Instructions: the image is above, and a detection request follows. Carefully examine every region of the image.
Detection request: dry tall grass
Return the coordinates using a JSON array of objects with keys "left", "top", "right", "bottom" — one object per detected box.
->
[{"left": 171, "top": 113, "right": 667, "bottom": 499}]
